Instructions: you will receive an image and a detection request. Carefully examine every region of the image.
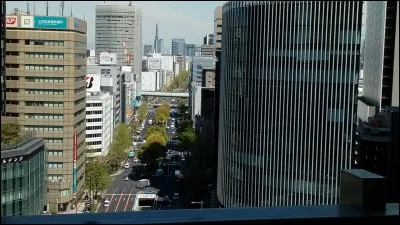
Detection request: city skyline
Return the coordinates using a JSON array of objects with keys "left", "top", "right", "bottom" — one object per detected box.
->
[{"left": 5, "top": 1, "right": 227, "bottom": 49}]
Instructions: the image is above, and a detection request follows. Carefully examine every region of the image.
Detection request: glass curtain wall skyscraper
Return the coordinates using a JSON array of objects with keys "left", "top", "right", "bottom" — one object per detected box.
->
[{"left": 217, "top": 1, "right": 362, "bottom": 207}]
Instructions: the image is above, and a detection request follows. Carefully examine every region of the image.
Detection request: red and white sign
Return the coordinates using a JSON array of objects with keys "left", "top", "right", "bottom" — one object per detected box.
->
[
  {"left": 73, "top": 132, "right": 77, "bottom": 161},
  {"left": 86, "top": 74, "right": 101, "bottom": 92},
  {"left": 6, "top": 16, "right": 18, "bottom": 27}
]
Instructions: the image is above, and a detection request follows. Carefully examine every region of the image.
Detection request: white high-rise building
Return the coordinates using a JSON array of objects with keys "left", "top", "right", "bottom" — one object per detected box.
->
[{"left": 85, "top": 92, "right": 113, "bottom": 157}]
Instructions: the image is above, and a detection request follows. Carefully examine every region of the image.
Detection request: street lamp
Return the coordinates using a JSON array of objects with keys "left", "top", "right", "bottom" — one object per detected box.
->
[{"left": 191, "top": 201, "right": 204, "bottom": 209}]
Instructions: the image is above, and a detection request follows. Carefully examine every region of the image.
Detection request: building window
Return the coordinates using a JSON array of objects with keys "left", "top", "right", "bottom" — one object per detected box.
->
[
  {"left": 25, "top": 52, "right": 64, "bottom": 58},
  {"left": 25, "top": 64, "right": 64, "bottom": 71},
  {"left": 60, "top": 189, "right": 70, "bottom": 196},
  {"left": 75, "top": 76, "right": 85, "bottom": 82},
  {"left": 74, "top": 87, "right": 86, "bottom": 94},
  {"left": 86, "top": 126, "right": 101, "bottom": 130},
  {"left": 86, "top": 133, "right": 102, "bottom": 138},
  {"left": 87, "top": 141, "right": 101, "bottom": 146},
  {"left": 24, "top": 126, "right": 64, "bottom": 131},
  {"left": 86, "top": 118, "right": 102, "bottom": 123},
  {"left": 5, "top": 64, "right": 19, "bottom": 68},
  {"left": 25, "top": 77, "right": 64, "bottom": 83},
  {"left": 74, "top": 97, "right": 85, "bottom": 106},
  {"left": 6, "top": 51, "right": 19, "bottom": 56},
  {"left": 25, "top": 89, "right": 64, "bottom": 95},
  {"left": 86, "top": 103, "right": 102, "bottom": 107},
  {"left": 74, "top": 109, "right": 85, "bottom": 117},
  {"left": 44, "top": 138, "right": 63, "bottom": 144},
  {"left": 25, "top": 113, "right": 64, "bottom": 119},
  {"left": 47, "top": 162, "right": 63, "bottom": 168},
  {"left": 86, "top": 110, "right": 102, "bottom": 115},
  {"left": 6, "top": 39, "right": 19, "bottom": 43},
  {"left": 48, "top": 150, "right": 63, "bottom": 156},
  {"left": 25, "top": 101, "right": 64, "bottom": 107},
  {"left": 25, "top": 40, "right": 64, "bottom": 46},
  {"left": 47, "top": 174, "right": 63, "bottom": 181}
]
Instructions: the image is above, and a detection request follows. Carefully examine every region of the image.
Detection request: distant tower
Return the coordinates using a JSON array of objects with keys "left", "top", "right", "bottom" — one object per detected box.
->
[
  {"left": 45, "top": 1, "right": 49, "bottom": 16},
  {"left": 153, "top": 23, "right": 159, "bottom": 53},
  {"left": 60, "top": 1, "right": 64, "bottom": 16}
]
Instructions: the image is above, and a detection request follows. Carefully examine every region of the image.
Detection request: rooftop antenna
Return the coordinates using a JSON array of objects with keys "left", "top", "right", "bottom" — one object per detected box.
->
[
  {"left": 60, "top": 1, "right": 64, "bottom": 16},
  {"left": 46, "top": 1, "right": 49, "bottom": 16},
  {"left": 83, "top": 13, "right": 86, "bottom": 21},
  {"left": 33, "top": 1, "right": 35, "bottom": 15},
  {"left": 26, "top": 1, "right": 30, "bottom": 15},
  {"left": 70, "top": 7, "right": 72, "bottom": 17}
]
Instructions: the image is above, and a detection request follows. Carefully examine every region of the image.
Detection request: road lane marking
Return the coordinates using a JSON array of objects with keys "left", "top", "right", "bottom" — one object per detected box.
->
[
  {"left": 114, "top": 188, "right": 126, "bottom": 212},
  {"left": 123, "top": 189, "right": 134, "bottom": 212},
  {"left": 105, "top": 189, "right": 118, "bottom": 213}
]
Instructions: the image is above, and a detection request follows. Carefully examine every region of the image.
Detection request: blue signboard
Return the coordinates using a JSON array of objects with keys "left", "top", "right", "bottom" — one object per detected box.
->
[{"left": 34, "top": 16, "right": 67, "bottom": 29}]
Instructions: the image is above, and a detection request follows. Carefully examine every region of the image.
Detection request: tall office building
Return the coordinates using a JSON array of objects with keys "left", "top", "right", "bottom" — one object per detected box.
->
[
  {"left": 1, "top": 1, "right": 6, "bottom": 116},
  {"left": 3, "top": 13, "right": 88, "bottom": 212},
  {"left": 213, "top": 6, "right": 222, "bottom": 52},
  {"left": 362, "top": 1, "right": 399, "bottom": 109},
  {"left": 356, "top": 1, "right": 399, "bottom": 203},
  {"left": 217, "top": 1, "right": 362, "bottom": 207},
  {"left": 144, "top": 44, "right": 152, "bottom": 56},
  {"left": 203, "top": 34, "right": 214, "bottom": 45},
  {"left": 95, "top": 4, "right": 142, "bottom": 106},
  {"left": 172, "top": 38, "right": 185, "bottom": 56},
  {"left": 185, "top": 44, "right": 195, "bottom": 57}
]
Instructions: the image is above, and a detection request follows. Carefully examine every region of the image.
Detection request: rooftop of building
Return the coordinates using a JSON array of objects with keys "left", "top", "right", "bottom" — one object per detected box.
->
[{"left": 1, "top": 135, "right": 44, "bottom": 160}]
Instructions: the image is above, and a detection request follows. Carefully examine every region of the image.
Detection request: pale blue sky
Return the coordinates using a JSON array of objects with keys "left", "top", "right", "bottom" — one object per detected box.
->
[{"left": 7, "top": 1, "right": 227, "bottom": 49}]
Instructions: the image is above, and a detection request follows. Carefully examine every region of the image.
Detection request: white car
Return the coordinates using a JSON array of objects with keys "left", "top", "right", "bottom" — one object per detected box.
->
[
  {"left": 134, "top": 158, "right": 139, "bottom": 163},
  {"left": 125, "top": 163, "right": 130, "bottom": 169},
  {"left": 104, "top": 199, "right": 110, "bottom": 207}
]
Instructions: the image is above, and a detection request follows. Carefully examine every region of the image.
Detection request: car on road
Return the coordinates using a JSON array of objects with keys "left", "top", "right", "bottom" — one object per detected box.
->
[
  {"left": 125, "top": 163, "right": 130, "bottom": 169},
  {"left": 136, "top": 179, "right": 150, "bottom": 188},
  {"left": 181, "top": 157, "right": 185, "bottom": 161},
  {"left": 103, "top": 199, "right": 110, "bottom": 207},
  {"left": 134, "top": 158, "right": 139, "bottom": 163},
  {"left": 124, "top": 176, "right": 129, "bottom": 181},
  {"left": 156, "top": 169, "right": 164, "bottom": 176}
]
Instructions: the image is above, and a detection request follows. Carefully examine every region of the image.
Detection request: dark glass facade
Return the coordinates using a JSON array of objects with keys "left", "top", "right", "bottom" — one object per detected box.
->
[
  {"left": 217, "top": 1, "right": 362, "bottom": 207},
  {"left": 1, "top": 139, "right": 47, "bottom": 216}
]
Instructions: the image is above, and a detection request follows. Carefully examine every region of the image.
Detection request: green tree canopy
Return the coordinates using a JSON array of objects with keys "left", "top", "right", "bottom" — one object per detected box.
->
[
  {"left": 137, "top": 102, "right": 148, "bottom": 121},
  {"left": 177, "top": 103, "right": 188, "bottom": 119},
  {"left": 146, "top": 126, "right": 168, "bottom": 142},
  {"left": 166, "top": 71, "right": 190, "bottom": 92},
  {"left": 85, "top": 159, "right": 111, "bottom": 199},
  {"left": 106, "top": 123, "right": 133, "bottom": 173},
  {"left": 178, "top": 129, "right": 197, "bottom": 152},
  {"left": 146, "top": 133, "right": 167, "bottom": 146},
  {"left": 1, "top": 123, "right": 20, "bottom": 145},
  {"left": 138, "top": 142, "right": 166, "bottom": 165},
  {"left": 155, "top": 104, "right": 170, "bottom": 124},
  {"left": 177, "top": 120, "right": 192, "bottom": 134}
]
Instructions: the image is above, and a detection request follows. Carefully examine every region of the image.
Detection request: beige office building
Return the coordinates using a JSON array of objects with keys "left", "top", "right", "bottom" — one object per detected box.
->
[
  {"left": 213, "top": 6, "right": 222, "bottom": 52},
  {"left": 3, "top": 13, "right": 87, "bottom": 212}
]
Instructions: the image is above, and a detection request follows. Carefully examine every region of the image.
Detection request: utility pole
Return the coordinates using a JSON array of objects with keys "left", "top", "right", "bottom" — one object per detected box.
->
[{"left": 33, "top": 1, "right": 35, "bottom": 15}]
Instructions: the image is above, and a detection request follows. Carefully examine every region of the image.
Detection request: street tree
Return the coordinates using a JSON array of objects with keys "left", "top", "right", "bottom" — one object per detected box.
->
[
  {"left": 177, "top": 120, "right": 192, "bottom": 134},
  {"left": 178, "top": 129, "right": 197, "bottom": 153},
  {"left": 138, "top": 142, "right": 165, "bottom": 165},
  {"left": 1, "top": 122, "right": 20, "bottom": 145},
  {"left": 85, "top": 159, "right": 111, "bottom": 199},
  {"left": 146, "top": 126, "right": 168, "bottom": 142},
  {"left": 155, "top": 104, "right": 170, "bottom": 124},
  {"left": 177, "top": 103, "right": 188, "bottom": 119},
  {"left": 137, "top": 102, "right": 148, "bottom": 122},
  {"left": 166, "top": 71, "right": 190, "bottom": 91},
  {"left": 146, "top": 133, "right": 167, "bottom": 146}
]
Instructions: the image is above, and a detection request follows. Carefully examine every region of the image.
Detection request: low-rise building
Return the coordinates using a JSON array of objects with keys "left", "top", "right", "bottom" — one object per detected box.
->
[
  {"left": 85, "top": 92, "right": 113, "bottom": 157},
  {"left": 1, "top": 135, "right": 47, "bottom": 216}
]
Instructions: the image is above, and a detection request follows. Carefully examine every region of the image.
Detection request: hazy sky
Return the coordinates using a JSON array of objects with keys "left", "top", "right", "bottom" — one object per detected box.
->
[{"left": 7, "top": 1, "right": 227, "bottom": 49}]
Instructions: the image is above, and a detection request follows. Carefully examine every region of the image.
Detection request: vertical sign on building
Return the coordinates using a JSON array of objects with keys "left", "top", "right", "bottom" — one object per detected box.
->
[{"left": 73, "top": 132, "right": 77, "bottom": 193}]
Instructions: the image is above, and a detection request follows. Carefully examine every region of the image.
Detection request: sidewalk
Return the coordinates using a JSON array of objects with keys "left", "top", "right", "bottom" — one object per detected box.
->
[{"left": 57, "top": 201, "right": 87, "bottom": 214}]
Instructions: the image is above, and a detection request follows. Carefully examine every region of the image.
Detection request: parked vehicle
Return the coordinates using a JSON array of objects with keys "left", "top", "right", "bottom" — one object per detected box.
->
[{"left": 136, "top": 179, "right": 150, "bottom": 188}]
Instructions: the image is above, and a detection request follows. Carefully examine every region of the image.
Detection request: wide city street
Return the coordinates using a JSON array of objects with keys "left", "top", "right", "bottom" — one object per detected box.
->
[{"left": 97, "top": 101, "right": 185, "bottom": 212}]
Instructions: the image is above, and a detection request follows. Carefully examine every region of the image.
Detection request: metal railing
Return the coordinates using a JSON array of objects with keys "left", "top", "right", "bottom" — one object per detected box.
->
[{"left": 2, "top": 203, "right": 398, "bottom": 224}]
